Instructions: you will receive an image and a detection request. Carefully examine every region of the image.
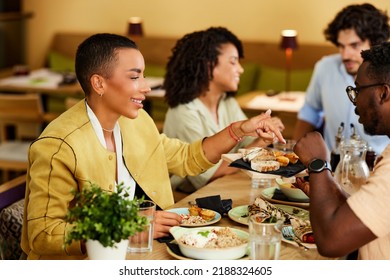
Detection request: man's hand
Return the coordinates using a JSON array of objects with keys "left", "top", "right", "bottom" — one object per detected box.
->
[{"left": 293, "top": 131, "right": 329, "bottom": 166}]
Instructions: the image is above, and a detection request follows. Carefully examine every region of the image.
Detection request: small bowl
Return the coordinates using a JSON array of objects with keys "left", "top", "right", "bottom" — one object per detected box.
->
[
  {"left": 169, "top": 226, "right": 249, "bottom": 260},
  {"left": 275, "top": 178, "right": 309, "bottom": 202}
]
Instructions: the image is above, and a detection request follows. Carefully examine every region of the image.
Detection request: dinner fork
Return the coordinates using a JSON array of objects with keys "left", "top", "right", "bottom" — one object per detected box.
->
[{"left": 281, "top": 226, "right": 309, "bottom": 251}]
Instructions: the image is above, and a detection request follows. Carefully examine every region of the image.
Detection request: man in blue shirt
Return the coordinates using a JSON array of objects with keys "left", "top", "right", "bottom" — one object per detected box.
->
[{"left": 293, "top": 3, "right": 390, "bottom": 156}]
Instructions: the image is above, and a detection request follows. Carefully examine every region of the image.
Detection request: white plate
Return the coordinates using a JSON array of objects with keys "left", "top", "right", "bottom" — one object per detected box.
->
[
  {"left": 166, "top": 207, "right": 221, "bottom": 227},
  {"left": 228, "top": 204, "right": 309, "bottom": 226}
]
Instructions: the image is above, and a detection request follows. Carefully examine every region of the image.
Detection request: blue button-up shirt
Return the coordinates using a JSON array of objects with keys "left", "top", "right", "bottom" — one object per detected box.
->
[{"left": 298, "top": 53, "right": 389, "bottom": 155}]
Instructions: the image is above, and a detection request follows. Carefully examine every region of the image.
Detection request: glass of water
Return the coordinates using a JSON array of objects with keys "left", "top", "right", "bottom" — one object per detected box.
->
[
  {"left": 248, "top": 216, "right": 283, "bottom": 260},
  {"left": 127, "top": 200, "right": 155, "bottom": 253}
]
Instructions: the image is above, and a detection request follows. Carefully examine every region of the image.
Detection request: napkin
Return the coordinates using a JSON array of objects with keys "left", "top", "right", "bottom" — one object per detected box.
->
[
  {"left": 166, "top": 241, "right": 184, "bottom": 257},
  {"left": 157, "top": 234, "right": 174, "bottom": 243},
  {"left": 195, "top": 195, "right": 232, "bottom": 216}
]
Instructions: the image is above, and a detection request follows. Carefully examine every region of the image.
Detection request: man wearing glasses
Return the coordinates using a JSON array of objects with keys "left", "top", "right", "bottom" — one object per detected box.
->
[
  {"left": 293, "top": 3, "right": 390, "bottom": 157},
  {"left": 293, "top": 41, "right": 390, "bottom": 260}
]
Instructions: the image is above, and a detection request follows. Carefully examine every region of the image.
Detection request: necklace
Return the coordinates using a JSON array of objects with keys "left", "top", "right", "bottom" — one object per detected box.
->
[{"left": 102, "top": 127, "right": 114, "bottom": 133}]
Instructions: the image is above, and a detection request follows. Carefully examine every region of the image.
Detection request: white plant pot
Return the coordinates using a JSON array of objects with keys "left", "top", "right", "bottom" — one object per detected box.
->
[{"left": 86, "top": 239, "right": 128, "bottom": 260}]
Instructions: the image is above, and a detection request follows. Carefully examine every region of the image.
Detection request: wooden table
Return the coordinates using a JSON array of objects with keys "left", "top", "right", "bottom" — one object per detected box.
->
[
  {"left": 0, "top": 69, "right": 83, "bottom": 96},
  {"left": 0, "top": 69, "right": 164, "bottom": 97},
  {"left": 235, "top": 91, "right": 305, "bottom": 139},
  {"left": 126, "top": 172, "right": 333, "bottom": 260}
]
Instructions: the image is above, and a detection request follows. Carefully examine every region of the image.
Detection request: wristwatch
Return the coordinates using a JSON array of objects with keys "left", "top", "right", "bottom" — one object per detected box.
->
[{"left": 308, "top": 159, "right": 332, "bottom": 173}]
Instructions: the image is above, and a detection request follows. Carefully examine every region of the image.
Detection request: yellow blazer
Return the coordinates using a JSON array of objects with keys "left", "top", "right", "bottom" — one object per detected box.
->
[{"left": 21, "top": 100, "right": 213, "bottom": 259}]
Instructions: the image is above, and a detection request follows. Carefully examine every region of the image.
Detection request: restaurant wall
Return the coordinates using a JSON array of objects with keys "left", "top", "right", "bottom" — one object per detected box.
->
[{"left": 23, "top": 0, "right": 390, "bottom": 69}]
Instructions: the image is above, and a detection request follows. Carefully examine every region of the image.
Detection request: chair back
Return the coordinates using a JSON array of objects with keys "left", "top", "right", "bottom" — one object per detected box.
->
[{"left": 0, "top": 93, "right": 44, "bottom": 142}]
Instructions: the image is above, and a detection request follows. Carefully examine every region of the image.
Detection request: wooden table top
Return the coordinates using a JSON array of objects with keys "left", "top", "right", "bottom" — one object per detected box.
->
[{"left": 126, "top": 171, "right": 334, "bottom": 260}]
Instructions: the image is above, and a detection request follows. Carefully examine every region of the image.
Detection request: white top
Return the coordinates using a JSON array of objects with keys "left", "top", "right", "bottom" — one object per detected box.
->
[{"left": 86, "top": 102, "right": 136, "bottom": 199}]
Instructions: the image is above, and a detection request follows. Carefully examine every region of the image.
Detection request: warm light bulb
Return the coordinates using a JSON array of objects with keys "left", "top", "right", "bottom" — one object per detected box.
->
[
  {"left": 281, "top": 29, "right": 297, "bottom": 37},
  {"left": 129, "top": 17, "right": 142, "bottom": 24}
]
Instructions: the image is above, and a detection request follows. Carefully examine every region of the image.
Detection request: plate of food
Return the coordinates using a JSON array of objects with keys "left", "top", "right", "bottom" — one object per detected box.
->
[
  {"left": 166, "top": 206, "right": 221, "bottom": 227},
  {"left": 169, "top": 226, "right": 249, "bottom": 260},
  {"left": 281, "top": 225, "right": 316, "bottom": 250},
  {"left": 166, "top": 240, "right": 249, "bottom": 260},
  {"left": 261, "top": 187, "right": 310, "bottom": 209},
  {"left": 226, "top": 147, "right": 306, "bottom": 177},
  {"left": 228, "top": 204, "right": 309, "bottom": 226}
]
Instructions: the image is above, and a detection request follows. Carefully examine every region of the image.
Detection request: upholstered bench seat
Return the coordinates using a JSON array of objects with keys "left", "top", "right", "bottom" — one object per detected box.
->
[{"left": 0, "top": 198, "right": 24, "bottom": 260}]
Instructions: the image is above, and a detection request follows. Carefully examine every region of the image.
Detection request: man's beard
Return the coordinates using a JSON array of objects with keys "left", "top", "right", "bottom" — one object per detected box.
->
[{"left": 361, "top": 98, "right": 380, "bottom": 135}]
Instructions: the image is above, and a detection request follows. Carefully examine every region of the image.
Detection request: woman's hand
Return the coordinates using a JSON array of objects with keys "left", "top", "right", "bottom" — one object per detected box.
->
[
  {"left": 238, "top": 109, "right": 285, "bottom": 144},
  {"left": 248, "top": 116, "right": 285, "bottom": 147},
  {"left": 270, "top": 116, "right": 285, "bottom": 132},
  {"left": 153, "top": 210, "right": 182, "bottom": 239}
]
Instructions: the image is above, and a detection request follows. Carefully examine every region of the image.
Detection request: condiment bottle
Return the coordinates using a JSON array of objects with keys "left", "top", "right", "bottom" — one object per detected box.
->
[{"left": 330, "top": 122, "right": 344, "bottom": 172}]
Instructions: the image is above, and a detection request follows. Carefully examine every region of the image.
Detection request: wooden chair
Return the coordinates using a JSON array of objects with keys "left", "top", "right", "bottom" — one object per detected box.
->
[{"left": 0, "top": 93, "right": 45, "bottom": 182}]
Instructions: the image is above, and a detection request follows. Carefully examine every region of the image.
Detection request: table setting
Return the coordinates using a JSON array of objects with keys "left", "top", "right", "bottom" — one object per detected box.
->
[{"left": 126, "top": 145, "right": 336, "bottom": 260}]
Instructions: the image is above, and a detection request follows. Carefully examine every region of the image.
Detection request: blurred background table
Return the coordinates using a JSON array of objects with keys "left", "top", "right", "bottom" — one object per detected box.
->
[{"left": 236, "top": 91, "right": 305, "bottom": 139}]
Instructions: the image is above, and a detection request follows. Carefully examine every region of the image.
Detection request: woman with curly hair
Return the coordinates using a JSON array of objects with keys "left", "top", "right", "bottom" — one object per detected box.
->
[{"left": 163, "top": 27, "right": 284, "bottom": 193}]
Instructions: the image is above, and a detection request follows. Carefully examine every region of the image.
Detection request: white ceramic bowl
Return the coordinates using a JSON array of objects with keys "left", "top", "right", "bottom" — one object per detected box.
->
[
  {"left": 169, "top": 226, "right": 249, "bottom": 260},
  {"left": 275, "top": 178, "right": 309, "bottom": 202}
]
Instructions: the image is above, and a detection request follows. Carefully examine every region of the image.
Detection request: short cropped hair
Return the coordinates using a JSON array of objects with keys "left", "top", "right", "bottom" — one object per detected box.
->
[
  {"left": 361, "top": 42, "right": 390, "bottom": 84},
  {"left": 75, "top": 33, "right": 138, "bottom": 96}
]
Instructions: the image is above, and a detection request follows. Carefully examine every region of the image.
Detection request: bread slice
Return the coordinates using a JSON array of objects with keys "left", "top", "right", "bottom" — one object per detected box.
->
[
  {"left": 241, "top": 147, "right": 263, "bottom": 162},
  {"left": 251, "top": 159, "right": 280, "bottom": 172}
]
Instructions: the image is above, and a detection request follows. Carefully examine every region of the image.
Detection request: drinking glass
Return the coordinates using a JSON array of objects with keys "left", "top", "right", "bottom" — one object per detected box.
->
[
  {"left": 251, "top": 177, "right": 272, "bottom": 189},
  {"left": 127, "top": 200, "right": 155, "bottom": 253},
  {"left": 248, "top": 216, "right": 283, "bottom": 260}
]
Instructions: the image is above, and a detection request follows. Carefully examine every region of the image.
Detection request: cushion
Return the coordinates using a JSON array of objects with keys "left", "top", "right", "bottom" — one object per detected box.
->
[
  {"left": 237, "top": 62, "right": 260, "bottom": 96},
  {"left": 144, "top": 64, "right": 165, "bottom": 78},
  {"left": 48, "top": 51, "right": 75, "bottom": 73},
  {"left": 0, "top": 199, "right": 24, "bottom": 260},
  {"left": 255, "top": 65, "right": 312, "bottom": 92}
]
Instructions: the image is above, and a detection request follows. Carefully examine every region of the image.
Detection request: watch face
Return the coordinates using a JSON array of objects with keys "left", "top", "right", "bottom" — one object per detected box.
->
[{"left": 310, "top": 159, "right": 326, "bottom": 172}]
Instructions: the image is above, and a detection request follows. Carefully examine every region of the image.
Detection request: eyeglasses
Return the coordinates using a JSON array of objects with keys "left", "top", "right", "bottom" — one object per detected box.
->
[{"left": 346, "top": 83, "right": 387, "bottom": 105}]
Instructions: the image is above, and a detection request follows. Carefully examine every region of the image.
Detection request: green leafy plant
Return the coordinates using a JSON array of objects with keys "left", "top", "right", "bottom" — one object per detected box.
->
[{"left": 64, "top": 182, "right": 148, "bottom": 248}]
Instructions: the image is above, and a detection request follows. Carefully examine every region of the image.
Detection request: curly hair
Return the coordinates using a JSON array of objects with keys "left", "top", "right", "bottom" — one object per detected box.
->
[
  {"left": 163, "top": 27, "right": 244, "bottom": 108},
  {"left": 324, "top": 3, "right": 390, "bottom": 47},
  {"left": 361, "top": 42, "right": 390, "bottom": 84}
]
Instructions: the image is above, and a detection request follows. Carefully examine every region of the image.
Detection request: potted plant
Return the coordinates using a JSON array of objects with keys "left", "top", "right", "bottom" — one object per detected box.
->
[{"left": 64, "top": 182, "right": 148, "bottom": 260}]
